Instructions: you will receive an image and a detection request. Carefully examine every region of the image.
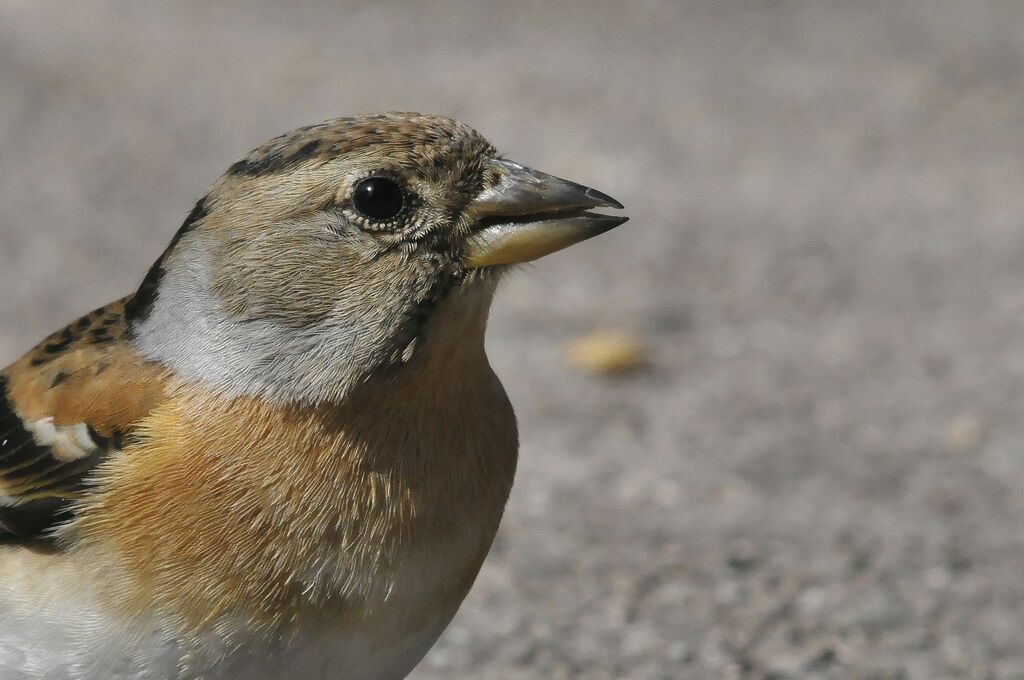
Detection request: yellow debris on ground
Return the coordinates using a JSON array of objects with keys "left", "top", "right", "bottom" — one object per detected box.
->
[{"left": 565, "top": 332, "right": 648, "bottom": 375}]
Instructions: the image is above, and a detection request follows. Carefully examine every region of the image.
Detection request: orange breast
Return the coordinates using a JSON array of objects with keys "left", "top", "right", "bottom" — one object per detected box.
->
[{"left": 73, "top": 355, "right": 518, "bottom": 637}]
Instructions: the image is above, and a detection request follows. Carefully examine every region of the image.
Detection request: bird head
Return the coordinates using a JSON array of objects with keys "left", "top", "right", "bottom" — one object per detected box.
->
[{"left": 126, "top": 113, "right": 627, "bottom": 404}]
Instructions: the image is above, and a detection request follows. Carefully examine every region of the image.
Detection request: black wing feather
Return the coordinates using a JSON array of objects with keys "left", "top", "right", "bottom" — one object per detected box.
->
[{"left": 0, "top": 375, "right": 100, "bottom": 537}]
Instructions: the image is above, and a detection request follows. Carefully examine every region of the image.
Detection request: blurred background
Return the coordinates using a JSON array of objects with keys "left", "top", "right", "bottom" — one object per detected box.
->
[{"left": 2, "top": 2, "right": 1024, "bottom": 678}]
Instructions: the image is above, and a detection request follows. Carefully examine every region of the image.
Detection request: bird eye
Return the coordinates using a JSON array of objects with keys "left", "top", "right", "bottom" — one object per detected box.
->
[{"left": 352, "top": 177, "right": 405, "bottom": 221}]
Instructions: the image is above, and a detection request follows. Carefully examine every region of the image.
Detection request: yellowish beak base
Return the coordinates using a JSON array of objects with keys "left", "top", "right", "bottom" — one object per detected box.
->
[{"left": 464, "top": 214, "right": 628, "bottom": 268}]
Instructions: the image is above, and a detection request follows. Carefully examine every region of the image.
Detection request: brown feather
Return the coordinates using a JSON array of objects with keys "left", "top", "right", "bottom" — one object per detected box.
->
[
  {"left": 0, "top": 298, "right": 169, "bottom": 526},
  {"left": 73, "top": 287, "right": 517, "bottom": 635}
]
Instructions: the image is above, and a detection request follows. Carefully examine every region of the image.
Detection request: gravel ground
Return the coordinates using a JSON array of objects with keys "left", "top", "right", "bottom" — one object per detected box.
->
[{"left": 3, "top": 2, "right": 1024, "bottom": 678}]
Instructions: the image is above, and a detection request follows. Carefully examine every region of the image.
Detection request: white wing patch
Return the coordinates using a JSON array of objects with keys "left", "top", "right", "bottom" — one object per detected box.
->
[{"left": 26, "top": 418, "right": 98, "bottom": 462}]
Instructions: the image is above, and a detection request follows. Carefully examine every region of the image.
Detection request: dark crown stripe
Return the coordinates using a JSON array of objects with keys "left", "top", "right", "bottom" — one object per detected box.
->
[
  {"left": 227, "top": 138, "right": 324, "bottom": 177},
  {"left": 125, "top": 195, "right": 209, "bottom": 326}
]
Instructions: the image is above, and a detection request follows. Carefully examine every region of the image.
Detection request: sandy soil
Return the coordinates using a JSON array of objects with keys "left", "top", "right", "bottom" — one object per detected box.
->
[{"left": 2, "top": 2, "right": 1024, "bottom": 678}]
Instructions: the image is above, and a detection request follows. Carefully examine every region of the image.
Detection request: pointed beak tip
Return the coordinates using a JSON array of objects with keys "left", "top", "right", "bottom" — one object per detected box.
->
[
  {"left": 587, "top": 188, "right": 625, "bottom": 210},
  {"left": 594, "top": 213, "right": 629, "bottom": 230},
  {"left": 594, "top": 213, "right": 630, "bottom": 235},
  {"left": 461, "top": 159, "right": 630, "bottom": 268}
]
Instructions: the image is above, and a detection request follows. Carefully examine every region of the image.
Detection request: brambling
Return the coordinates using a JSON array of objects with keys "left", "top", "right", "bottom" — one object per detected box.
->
[{"left": 0, "top": 112, "right": 627, "bottom": 679}]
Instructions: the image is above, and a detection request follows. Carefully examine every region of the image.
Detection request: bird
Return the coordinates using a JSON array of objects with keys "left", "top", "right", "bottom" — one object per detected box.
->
[{"left": 0, "top": 112, "right": 627, "bottom": 680}]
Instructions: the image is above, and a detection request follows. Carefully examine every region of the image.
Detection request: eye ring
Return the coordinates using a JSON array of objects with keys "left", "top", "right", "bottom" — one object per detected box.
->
[{"left": 352, "top": 176, "right": 406, "bottom": 222}]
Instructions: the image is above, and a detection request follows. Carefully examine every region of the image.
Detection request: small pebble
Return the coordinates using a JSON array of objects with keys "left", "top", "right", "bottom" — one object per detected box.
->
[
  {"left": 565, "top": 332, "right": 648, "bottom": 375},
  {"left": 945, "top": 415, "right": 984, "bottom": 454}
]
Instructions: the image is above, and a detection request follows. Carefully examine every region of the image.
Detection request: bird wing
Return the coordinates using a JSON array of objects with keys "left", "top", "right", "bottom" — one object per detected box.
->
[{"left": 0, "top": 298, "right": 168, "bottom": 537}]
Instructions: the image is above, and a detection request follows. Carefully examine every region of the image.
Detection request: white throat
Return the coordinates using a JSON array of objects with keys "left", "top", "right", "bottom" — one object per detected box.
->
[{"left": 130, "top": 238, "right": 494, "bottom": 405}]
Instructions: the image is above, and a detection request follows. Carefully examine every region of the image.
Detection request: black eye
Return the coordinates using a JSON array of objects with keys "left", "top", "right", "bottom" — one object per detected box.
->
[{"left": 352, "top": 177, "right": 405, "bottom": 221}]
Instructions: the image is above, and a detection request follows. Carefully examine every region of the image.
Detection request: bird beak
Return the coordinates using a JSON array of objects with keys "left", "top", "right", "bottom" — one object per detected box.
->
[{"left": 462, "top": 159, "right": 628, "bottom": 268}]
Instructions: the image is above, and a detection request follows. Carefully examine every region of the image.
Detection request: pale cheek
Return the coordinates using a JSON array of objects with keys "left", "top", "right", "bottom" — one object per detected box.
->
[{"left": 211, "top": 234, "right": 359, "bottom": 326}]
